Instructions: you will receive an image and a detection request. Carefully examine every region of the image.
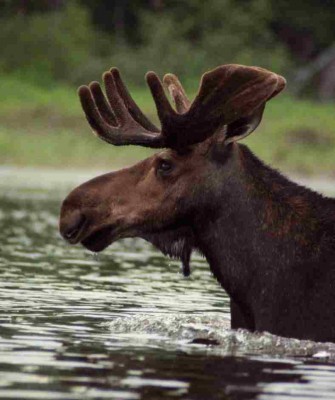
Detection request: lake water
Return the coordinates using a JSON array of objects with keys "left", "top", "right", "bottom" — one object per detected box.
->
[{"left": 1, "top": 167, "right": 335, "bottom": 400}]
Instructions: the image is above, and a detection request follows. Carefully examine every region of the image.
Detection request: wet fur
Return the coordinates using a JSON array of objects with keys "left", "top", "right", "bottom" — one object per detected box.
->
[
  {"left": 125, "top": 143, "right": 335, "bottom": 343},
  {"left": 139, "top": 142, "right": 335, "bottom": 341},
  {"left": 190, "top": 144, "right": 335, "bottom": 342},
  {"left": 142, "top": 226, "right": 194, "bottom": 276}
]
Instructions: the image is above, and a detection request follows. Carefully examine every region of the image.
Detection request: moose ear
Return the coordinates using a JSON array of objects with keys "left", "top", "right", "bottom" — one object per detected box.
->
[{"left": 224, "top": 104, "right": 265, "bottom": 144}]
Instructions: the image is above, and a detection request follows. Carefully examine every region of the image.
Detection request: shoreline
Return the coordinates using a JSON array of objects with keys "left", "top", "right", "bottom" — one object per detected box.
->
[{"left": 1, "top": 165, "right": 334, "bottom": 196}]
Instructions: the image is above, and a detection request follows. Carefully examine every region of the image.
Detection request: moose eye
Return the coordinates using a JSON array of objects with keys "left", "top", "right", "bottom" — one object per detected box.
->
[{"left": 157, "top": 159, "right": 174, "bottom": 176}]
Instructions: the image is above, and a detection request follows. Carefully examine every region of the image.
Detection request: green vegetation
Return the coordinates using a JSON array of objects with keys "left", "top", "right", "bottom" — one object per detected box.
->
[
  {"left": 0, "top": 75, "right": 155, "bottom": 168},
  {"left": 246, "top": 98, "right": 335, "bottom": 176},
  {"left": 2, "top": 0, "right": 335, "bottom": 87},
  {"left": 0, "top": 1, "right": 334, "bottom": 175},
  {"left": 1, "top": 75, "right": 334, "bottom": 176},
  {"left": 0, "top": 1, "right": 289, "bottom": 87}
]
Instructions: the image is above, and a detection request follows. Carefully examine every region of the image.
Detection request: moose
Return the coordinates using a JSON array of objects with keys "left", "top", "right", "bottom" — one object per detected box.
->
[{"left": 60, "top": 64, "right": 335, "bottom": 343}]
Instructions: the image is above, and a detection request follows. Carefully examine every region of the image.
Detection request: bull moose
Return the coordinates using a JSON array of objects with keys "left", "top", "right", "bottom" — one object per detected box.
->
[{"left": 59, "top": 64, "right": 335, "bottom": 343}]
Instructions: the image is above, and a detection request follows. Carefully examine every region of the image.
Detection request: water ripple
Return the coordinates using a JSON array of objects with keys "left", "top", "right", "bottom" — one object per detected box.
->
[{"left": 1, "top": 169, "right": 335, "bottom": 399}]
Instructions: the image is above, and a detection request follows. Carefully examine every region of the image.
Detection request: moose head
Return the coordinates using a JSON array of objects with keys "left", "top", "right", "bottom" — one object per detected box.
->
[{"left": 59, "top": 65, "right": 285, "bottom": 276}]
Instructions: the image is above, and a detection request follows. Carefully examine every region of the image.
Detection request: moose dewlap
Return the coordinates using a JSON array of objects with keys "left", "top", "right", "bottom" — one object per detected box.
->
[{"left": 59, "top": 64, "right": 335, "bottom": 343}]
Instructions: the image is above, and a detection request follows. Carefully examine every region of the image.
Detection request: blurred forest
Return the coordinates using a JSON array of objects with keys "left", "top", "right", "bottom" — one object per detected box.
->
[
  {"left": 0, "top": 0, "right": 335, "bottom": 174},
  {"left": 1, "top": 0, "right": 335, "bottom": 98}
]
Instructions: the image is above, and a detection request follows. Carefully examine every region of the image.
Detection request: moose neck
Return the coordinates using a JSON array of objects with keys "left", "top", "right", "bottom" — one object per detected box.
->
[{"left": 193, "top": 143, "right": 325, "bottom": 311}]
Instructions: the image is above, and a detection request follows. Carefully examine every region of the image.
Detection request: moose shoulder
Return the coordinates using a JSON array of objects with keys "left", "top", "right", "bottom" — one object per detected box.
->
[{"left": 59, "top": 64, "right": 335, "bottom": 343}]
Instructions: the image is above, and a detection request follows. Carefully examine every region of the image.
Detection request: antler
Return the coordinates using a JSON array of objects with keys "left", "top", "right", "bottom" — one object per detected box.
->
[
  {"left": 78, "top": 64, "right": 286, "bottom": 149},
  {"left": 163, "top": 74, "right": 191, "bottom": 113},
  {"left": 78, "top": 68, "right": 163, "bottom": 147}
]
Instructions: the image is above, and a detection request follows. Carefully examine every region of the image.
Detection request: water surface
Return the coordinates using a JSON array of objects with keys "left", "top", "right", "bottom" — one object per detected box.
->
[{"left": 1, "top": 167, "right": 335, "bottom": 400}]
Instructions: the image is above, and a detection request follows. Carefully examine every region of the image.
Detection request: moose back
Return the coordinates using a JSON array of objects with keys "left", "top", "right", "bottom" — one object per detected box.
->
[{"left": 59, "top": 64, "right": 335, "bottom": 343}]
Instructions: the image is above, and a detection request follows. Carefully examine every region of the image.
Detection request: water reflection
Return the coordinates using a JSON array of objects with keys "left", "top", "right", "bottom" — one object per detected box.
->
[{"left": 1, "top": 168, "right": 335, "bottom": 399}]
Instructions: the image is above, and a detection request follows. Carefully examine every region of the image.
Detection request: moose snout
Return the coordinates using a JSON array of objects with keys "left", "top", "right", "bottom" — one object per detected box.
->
[{"left": 59, "top": 209, "right": 87, "bottom": 244}]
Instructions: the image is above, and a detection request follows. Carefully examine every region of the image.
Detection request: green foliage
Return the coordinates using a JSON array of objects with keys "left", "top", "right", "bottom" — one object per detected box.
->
[
  {"left": 1, "top": 0, "right": 334, "bottom": 88},
  {"left": 195, "top": 0, "right": 288, "bottom": 70},
  {"left": 0, "top": 0, "right": 291, "bottom": 87},
  {"left": 0, "top": 2, "right": 100, "bottom": 85},
  {"left": 108, "top": 0, "right": 289, "bottom": 85},
  {"left": 271, "top": 0, "right": 335, "bottom": 50},
  {"left": 0, "top": 0, "right": 334, "bottom": 174}
]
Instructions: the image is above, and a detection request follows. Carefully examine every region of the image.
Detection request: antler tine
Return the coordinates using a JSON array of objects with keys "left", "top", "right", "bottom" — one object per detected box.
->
[
  {"left": 146, "top": 72, "right": 189, "bottom": 147},
  {"left": 103, "top": 71, "right": 134, "bottom": 125},
  {"left": 78, "top": 70, "right": 164, "bottom": 148},
  {"left": 79, "top": 85, "right": 120, "bottom": 144},
  {"left": 89, "top": 81, "right": 118, "bottom": 126},
  {"left": 269, "top": 75, "right": 286, "bottom": 100},
  {"left": 163, "top": 74, "right": 191, "bottom": 113},
  {"left": 145, "top": 72, "right": 178, "bottom": 122},
  {"left": 110, "top": 68, "right": 160, "bottom": 132}
]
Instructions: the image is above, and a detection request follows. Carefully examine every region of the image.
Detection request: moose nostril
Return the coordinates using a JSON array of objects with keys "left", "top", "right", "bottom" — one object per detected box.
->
[
  {"left": 64, "top": 227, "right": 80, "bottom": 240},
  {"left": 62, "top": 212, "right": 86, "bottom": 242}
]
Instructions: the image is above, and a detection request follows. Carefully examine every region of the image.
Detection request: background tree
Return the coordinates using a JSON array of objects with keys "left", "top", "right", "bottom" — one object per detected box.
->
[{"left": 1, "top": 0, "right": 335, "bottom": 98}]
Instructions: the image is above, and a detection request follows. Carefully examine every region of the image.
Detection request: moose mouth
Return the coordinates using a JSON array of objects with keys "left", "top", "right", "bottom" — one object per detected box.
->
[
  {"left": 80, "top": 222, "right": 195, "bottom": 276},
  {"left": 81, "top": 226, "right": 120, "bottom": 252},
  {"left": 80, "top": 221, "right": 195, "bottom": 257}
]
